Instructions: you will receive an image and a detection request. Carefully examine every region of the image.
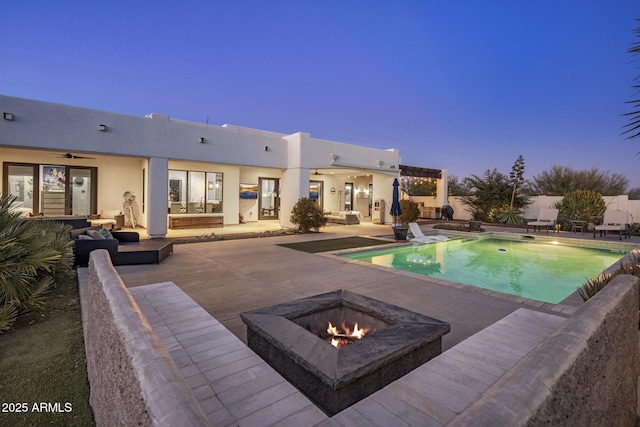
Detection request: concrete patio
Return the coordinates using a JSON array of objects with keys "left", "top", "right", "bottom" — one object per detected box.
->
[
  {"left": 112, "top": 220, "right": 639, "bottom": 349},
  {"left": 78, "top": 220, "right": 640, "bottom": 425}
]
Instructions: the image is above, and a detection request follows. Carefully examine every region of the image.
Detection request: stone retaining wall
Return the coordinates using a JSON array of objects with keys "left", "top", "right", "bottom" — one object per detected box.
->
[
  {"left": 84, "top": 250, "right": 210, "bottom": 427},
  {"left": 449, "top": 274, "right": 640, "bottom": 426},
  {"left": 81, "top": 249, "right": 640, "bottom": 425}
]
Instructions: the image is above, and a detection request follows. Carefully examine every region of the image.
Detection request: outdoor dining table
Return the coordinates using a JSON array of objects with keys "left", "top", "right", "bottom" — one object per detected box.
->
[{"left": 570, "top": 219, "right": 588, "bottom": 234}]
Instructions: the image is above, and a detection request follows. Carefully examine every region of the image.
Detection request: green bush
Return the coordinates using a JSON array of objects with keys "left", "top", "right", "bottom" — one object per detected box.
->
[
  {"left": 554, "top": 190, "right": 606, "bottom": 230},
  {"left": 0, "top": 194, "right": 74, "bottom": 333},
  {"left": 290, "top": 197, "right": 327, "bottom": 233},
  {"left": 396, "top": 200, "right": 420, "bottom": 225}
]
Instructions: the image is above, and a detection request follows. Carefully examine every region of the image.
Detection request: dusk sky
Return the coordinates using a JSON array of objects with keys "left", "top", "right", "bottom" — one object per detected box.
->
[{"left": 2, "top": 1, "right": 640, "bottom": 189}]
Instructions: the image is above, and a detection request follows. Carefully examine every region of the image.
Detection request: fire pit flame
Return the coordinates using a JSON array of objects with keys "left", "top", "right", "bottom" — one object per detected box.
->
[{"left": 326, "top": 320, "right": 372, "bottom": 348}]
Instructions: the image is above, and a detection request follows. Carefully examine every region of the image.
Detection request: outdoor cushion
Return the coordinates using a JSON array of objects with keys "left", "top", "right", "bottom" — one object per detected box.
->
[{"left": 88, "top": 229, "right": 106, "bottom": 240}]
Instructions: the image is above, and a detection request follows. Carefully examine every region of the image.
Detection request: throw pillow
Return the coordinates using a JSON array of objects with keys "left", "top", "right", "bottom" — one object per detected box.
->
[
  {"left": 99, "top": 228, "right": 113, "bottom": 239},
  {"left": 78, "top": 234, "right": 93, "bottom": 240},
  {"left": 87, "top": 229, "right": 106, "bottom": 240}
]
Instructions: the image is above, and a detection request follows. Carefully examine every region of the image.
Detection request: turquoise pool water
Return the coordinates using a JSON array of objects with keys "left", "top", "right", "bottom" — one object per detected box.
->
[{"left": 342, "top": 237, "right": 629, "bottom": 304}]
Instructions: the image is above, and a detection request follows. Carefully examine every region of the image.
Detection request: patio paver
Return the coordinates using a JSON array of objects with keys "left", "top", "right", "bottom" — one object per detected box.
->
[{"left": 128, "top": 280, "right": 565, "bottom": 426}]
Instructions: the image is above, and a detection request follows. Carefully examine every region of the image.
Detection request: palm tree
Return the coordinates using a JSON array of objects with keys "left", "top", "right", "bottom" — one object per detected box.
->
[
  {"left": 0, "top": 194, "right": 74, "bottom": 332},
  {"left": 623, "top": 20, "right": 640, "bottom": 142}
]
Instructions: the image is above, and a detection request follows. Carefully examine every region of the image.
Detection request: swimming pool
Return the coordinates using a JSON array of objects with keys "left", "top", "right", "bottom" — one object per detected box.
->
[{"left": 341, "top": 236, "right": 631, "bottom": 304}]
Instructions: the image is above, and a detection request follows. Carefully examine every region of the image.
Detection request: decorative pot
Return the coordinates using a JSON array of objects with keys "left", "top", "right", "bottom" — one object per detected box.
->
[{"left": 392, "top": 225, "right": 408, "bottom": 242}]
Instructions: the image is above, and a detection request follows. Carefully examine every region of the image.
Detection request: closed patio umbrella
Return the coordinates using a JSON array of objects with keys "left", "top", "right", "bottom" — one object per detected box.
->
[{"left": 390, "top": 178, "right": 402, "bottom": 225}]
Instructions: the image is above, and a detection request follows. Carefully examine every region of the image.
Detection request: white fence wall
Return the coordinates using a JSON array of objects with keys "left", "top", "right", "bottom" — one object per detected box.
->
[{"left": 410, "top": 195, "right": 640, "bottom": 223}]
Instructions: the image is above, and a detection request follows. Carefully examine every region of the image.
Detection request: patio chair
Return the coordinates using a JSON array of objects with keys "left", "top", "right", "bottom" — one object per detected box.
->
[
  {"left": 408, "top": 222, "right": 448, "bottom": 243},
  {"left": 594, "top": 210, "right": 630, "bottom": 240},
  {"left": 526, "top": 208, "right": 559, "bottom": 234}
]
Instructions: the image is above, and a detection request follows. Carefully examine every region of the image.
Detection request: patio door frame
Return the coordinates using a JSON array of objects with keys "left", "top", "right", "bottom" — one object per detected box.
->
[
  {"left": 258, "top": 177, "right": 280, "bottom": 220},
  {"left": 2, "top": 162, "right": 97, "bottom": 216},
  {"left": 344, "top": 182, "right": 354, "bottom": 211}
]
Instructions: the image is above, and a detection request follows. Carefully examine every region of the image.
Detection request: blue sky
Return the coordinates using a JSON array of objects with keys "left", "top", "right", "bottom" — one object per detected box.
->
[{"left": 2, "top": 1, "right": 639, "bottom": 189}]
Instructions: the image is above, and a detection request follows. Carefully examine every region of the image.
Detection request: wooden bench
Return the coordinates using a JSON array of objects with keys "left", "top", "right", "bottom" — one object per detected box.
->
[{"left": 168, "top": 214, "right": 223, "bottom": 229}]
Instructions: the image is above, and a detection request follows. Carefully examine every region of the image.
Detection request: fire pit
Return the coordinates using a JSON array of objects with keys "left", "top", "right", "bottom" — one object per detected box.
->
[{"left": 240, "top": 290, "right": 450, "bottom": 415}]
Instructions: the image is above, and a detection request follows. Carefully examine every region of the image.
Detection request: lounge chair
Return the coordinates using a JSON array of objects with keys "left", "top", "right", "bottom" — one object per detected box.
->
[
  {"left": 408, "top": 222, "right": 448, "bottom": 243},
  {"left": 594, "top": 210, "right": 630, "bottom": 240},
  {"left": 526, "top": 208, "right": 559, "bottom": 234}
]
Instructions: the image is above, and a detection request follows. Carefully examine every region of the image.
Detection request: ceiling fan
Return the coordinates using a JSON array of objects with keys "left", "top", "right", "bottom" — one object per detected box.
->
[{"left": 53, "top": 152, "right": 96, "bottom": 159}]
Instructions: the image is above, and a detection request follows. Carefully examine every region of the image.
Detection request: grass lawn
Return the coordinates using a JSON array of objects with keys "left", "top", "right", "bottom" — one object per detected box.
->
[
  {"left": 278, "top": 236, "right": 392, "bottom": 253},
  {"left": 0, "top": 275, "right": 94, "bottom": 427}
]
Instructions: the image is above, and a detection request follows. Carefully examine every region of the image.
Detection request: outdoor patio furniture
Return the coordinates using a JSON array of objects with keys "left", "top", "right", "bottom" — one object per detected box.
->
[
  {"left": 570, "top": 219, "right": 588, "bottom": 234},
  {"left": 408, "top": 222, "right": 448, "bottom": 243},
  {"left": 25, "top": 215, "right": 91, "bottom": 229},
  {"left": 90, "top": 209, "right": 124, "bottom": 230},
  {"left": 324, "top": 210, "right": 360, "bottom": 225},
  {"left": 594, "top": 210, "right": 630, "bottom": 240},
  {"left": 526, "top": 208, "right": 559, "bottom": 234},
  {"left": 71, "top": 226, "right": 173, "bottom": 267}
]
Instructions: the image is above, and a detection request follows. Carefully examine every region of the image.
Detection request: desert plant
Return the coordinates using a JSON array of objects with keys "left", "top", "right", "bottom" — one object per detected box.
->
[
  {"left": 577, "top": 252, "right": 640, "bottom": 302},
  {"left": 396, "top": 200, "right": 420, "bottom": 225},
  {"left": 577, "top": 273, "right": 615, "bottom": 302},
  {"left": 0, "top": 194, "right": 74, "bottom": 332},
  {"left": 461, "top": 169, "right": 530, "bottom": 222},
  {"left": 495, "top": 206, "right": 523, "bottom": 225},
  {"left": 528, "top": 166, "right": 628, "bottom": 196},
  {"left": 290, "top": 197, "right": 327, "bottom": 233},
  {"left": 554, "top": 190, "right": 606, "bottom": 226},
  {"left": 494, "top": 156, "right": 527, "bottom": 225}
]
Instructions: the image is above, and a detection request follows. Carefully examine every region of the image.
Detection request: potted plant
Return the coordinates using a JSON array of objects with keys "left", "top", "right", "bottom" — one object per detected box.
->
[{"left": 392, "top": 200, "right": 420, "bottom": 241}]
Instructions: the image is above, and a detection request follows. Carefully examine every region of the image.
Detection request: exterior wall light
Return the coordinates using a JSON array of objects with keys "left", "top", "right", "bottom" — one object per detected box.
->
[
  {"left": 264, "top": 146, "right": 270, "bottom": 151},
  {"left": 3, "top": 112, "right": 13, "bottom": 121},
  {"left": 98, "top": 124, "right": 107, "bottom": 131},
  {"left": 199, "top": 137, "right": 206, "bottom": 143}
]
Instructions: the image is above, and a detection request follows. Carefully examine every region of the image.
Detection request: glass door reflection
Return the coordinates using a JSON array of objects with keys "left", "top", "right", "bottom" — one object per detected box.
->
[{"left": 259, "top": 178, "right": 279, "bottom": 220}]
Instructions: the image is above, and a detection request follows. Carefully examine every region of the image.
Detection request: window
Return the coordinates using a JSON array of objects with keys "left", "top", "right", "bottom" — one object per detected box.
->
[
  {"left": 3, "top": 162, "right": 97, "bottom": 216},
  {"left": 6, "top": 164, "right": 36, "bottom": 215},
  {"left": 168, "top": 170, "right": 223, "bottom": 214},
  {"left": 310, "top": 180, "right": 323, "bottom": 211}
]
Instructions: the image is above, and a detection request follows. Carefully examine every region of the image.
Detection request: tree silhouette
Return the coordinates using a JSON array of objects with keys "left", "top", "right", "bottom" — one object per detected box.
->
[{"left": 623, "top": 20, "right": 640, "bottom": 141}]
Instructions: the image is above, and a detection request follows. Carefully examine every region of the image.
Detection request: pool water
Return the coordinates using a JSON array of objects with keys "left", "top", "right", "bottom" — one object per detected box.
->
[{"left": 342, "top": 237, "right": 629, "bottom": 304}]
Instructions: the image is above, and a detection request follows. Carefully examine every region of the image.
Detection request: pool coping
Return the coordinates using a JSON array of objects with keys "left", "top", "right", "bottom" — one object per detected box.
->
[{"left": 321, "top": 231, "right": 640, "bottom": 317}]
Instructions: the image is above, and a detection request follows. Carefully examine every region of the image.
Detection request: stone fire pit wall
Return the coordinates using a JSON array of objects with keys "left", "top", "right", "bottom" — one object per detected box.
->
[
  {"left": 84, "top": 250, "right": 210, "bottom": 427},
  {"left": 241, "top": 289, "right": 450, "bottom": 415}
]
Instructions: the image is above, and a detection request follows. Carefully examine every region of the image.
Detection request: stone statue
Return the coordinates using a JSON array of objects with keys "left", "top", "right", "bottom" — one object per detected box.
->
[{"left": 122, "top": 191, "right": 141, "bottom": 227}]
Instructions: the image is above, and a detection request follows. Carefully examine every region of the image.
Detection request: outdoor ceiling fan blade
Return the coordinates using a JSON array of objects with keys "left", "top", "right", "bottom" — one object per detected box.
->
[{"left": 55, "top": 152, "right": 95, "bottom": 159}]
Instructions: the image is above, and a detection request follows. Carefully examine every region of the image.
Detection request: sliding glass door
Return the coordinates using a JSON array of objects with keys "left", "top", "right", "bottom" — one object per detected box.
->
[
  {"left": 3, "top": 163, "right": 97, "bottom": 216},
  {"left": 5, "top": 164, "right": 37, "bottom": 216},
  {"left": 258, "top": 178, "right": 279, "bottom": 220}
]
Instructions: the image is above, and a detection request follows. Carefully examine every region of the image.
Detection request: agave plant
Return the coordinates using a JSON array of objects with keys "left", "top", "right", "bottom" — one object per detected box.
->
[
  {"left": 496, "top": 205, "right": 523, "bottom": 225},
  {"left": 0, "top": 194, "right": 74, "bottom": 332},
  {"left": 577, "top": 252, "right": 640, "bottom": 302},
  {"left": 577, "top": 272, "right": 615, "bottom": 302}
]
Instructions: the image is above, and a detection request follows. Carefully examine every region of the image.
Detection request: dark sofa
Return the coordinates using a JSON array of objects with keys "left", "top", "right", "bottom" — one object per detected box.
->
[
  {"left": 25, "top": 216, "right": 92, "bottom": 229},
  {"left": 71, "top": 227, "right": 174, "bottom": 267}
]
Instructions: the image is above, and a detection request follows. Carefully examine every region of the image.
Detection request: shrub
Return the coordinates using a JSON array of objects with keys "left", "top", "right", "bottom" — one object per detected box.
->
[
  {"left": 496, "top": 206, "right": 523, "bottom": 225},
  {"left": 0, "top": 194, "right": 74, "bottom": 333},
  {"left": 290, "top": 197, "right": 327, "bottom": 233},
  {"left": 577, "top": 252, "right": 640, "bottom": 302},
  {"left": 396, "top": 200, "right": 420, "bottom": 225},
  {"left": 554, "top": 190, "right": 606, "bottom": 230}
]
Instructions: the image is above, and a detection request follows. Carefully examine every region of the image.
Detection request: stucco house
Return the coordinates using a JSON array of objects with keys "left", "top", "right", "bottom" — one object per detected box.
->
[{"left": 1, "top": 94, "right": 447, "bottom": 238}]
